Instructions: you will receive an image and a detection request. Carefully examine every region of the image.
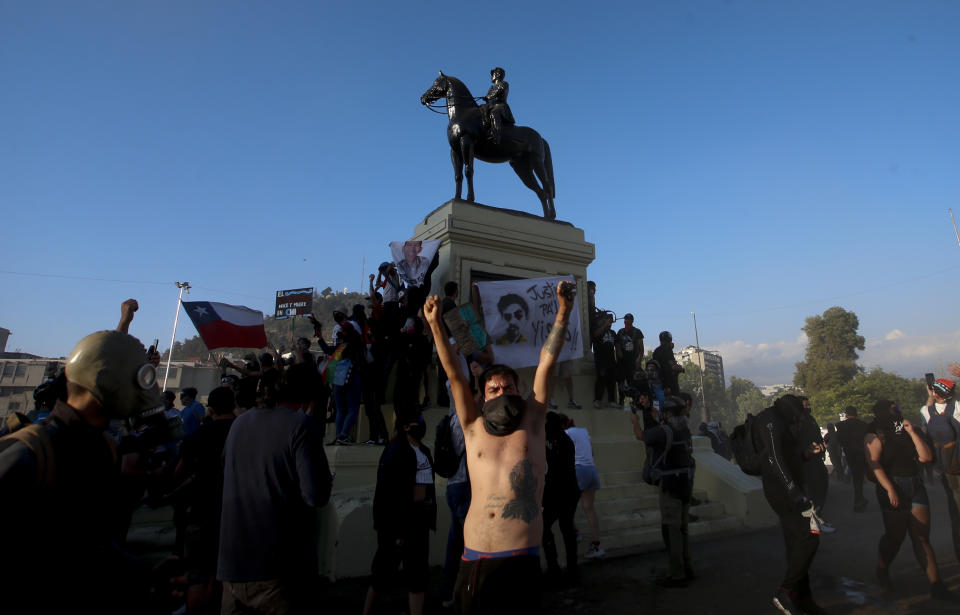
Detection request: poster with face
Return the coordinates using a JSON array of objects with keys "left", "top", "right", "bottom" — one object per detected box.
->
[
  {"left": 476, "top": 275, "right": 583, "bottom": 368},
  {"left": 389, "top": 239, "right": 442, "bottom": 287}
]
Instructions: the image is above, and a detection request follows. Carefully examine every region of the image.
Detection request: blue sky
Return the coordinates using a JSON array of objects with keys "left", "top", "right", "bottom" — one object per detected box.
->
[{"left": 2, "top": 1, "right": 958, "bottom": 384}]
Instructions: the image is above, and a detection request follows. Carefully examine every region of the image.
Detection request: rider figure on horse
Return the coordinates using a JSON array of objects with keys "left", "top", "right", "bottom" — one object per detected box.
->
[{"left": 482, "top": 67, "right": 515, "bottom": 144}]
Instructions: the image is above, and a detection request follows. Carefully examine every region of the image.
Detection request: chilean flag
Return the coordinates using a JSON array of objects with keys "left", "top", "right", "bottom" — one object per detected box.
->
[{"left": 182, "top": 301, "right": 269, "bottom": 349}]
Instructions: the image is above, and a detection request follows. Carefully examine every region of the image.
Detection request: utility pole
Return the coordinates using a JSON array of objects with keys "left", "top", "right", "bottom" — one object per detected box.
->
[
  {"left": 163, "top": 281, "right": 190, "bottom": 392},
  {"left": 691, "top": 311, "right": 708, "bottom": 422},
  {"left": 950, "top": 209, "right": 960, "bottom": 249}
]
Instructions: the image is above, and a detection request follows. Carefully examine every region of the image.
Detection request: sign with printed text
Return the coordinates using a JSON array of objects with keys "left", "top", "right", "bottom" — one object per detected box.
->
[
  {"left": 274, "top": 287, "right": 314, "bottom": 319},
  {"left": 476, "top": 275, "right": 582, "bottom": 369}
]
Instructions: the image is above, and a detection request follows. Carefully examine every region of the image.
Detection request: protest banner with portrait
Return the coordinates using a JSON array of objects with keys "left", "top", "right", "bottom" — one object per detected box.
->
[
  {"left": 390, "top": 239, "right": 441, "bottom": 287},
  {"left": 476, "top": 275, "right": 582, "bottom": 368}
]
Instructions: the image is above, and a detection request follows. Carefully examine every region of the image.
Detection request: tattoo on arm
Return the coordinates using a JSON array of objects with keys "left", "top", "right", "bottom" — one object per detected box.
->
[
  {"left": 544, "top": 322, "right": 568, "bottom": 357},
  {"left": 501, "top": 459, "right": 540, "bottom": 523}
]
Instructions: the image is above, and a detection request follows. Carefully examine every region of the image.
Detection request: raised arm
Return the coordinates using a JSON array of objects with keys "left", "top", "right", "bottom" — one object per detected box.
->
[
  {"left": 117, "top": 299, "right": 138, "bottom": 333},
  {"left": 533, "top": 281, "right": 575, "bottom": 405},
  {"left": 425, "top": 295, "right": 479, "bottom": 426}
]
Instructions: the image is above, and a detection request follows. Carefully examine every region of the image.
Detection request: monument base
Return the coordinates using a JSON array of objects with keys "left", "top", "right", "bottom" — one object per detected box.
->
[{"left": 312, "top": 200, "right": 775, "bottom": 580}]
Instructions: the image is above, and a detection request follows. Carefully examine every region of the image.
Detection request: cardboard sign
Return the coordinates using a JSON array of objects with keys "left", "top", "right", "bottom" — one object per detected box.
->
[{"left": 443, "top": 304, "right": 489, "bottom": 357}]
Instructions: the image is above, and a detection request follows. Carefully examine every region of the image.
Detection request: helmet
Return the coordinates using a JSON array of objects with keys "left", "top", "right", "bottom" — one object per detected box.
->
[
  {"left": 659, "top": 331, "right": 672, "bottom": 343},
  {"left": 65, "top": 330, "right": 162, "bottom": 418},
  {"left": 491, "top": 67, "right": 505, "bottom": 79}
]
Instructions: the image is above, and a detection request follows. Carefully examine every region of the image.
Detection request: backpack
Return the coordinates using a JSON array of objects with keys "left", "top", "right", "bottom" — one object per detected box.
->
[
  {"left": 0, "top": 423, "right": 56, "bottom": 487},
  {"left": 642, "top": 425, "right": 691, "bottom": 485},
  {"left": 730, "top": 414, "right": 764, "bottom": 476},
  {"left": 433, "top": 414, "right": 462, "bottom": 479}
]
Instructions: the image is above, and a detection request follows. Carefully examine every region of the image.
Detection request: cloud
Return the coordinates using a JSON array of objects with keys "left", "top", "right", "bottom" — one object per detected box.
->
[
  {"left": 711, "top": 334, "right": 807, "bottom": 385},
  {"left": 714, "top": 329, "right": 960, "bottom": 386}
]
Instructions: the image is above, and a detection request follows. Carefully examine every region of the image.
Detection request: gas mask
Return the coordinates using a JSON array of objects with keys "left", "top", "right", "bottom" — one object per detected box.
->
[
  {"left": 65, "top": 330, "right": 163, "bottom": 420},
  {"left": 480, "top": 394, "right": 526, "bottom": 436}
]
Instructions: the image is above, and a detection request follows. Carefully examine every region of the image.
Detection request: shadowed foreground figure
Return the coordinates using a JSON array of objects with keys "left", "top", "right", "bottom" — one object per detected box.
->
[{"left": 420, "top": 71, "right": 557, "bottom": 220}]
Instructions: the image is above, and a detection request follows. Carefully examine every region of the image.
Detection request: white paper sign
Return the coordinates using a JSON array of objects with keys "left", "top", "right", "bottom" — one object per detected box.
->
[
  {"left": 390, "top": 239, "right": 441, "bottom": 287},
  {"left": 476, "top": 275, "right": 583, "bottom": 369}
]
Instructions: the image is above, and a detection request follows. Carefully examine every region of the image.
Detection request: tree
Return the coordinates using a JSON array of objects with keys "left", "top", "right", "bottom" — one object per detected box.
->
[
  {"left": 793, "top": 306, "right": 865, "bottom": 396},
  {"left": 735, "top": 388, "right": 767, "bottom": 418},
  {"left": 678, "top": 362, "right": 735, "bottom": 427},
  {"left": 809, "top": 368, "right": 927, "bottom": 427}
]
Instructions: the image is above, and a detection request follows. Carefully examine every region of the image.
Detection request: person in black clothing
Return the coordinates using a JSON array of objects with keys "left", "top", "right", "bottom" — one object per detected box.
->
[
  {"left": 652, "top": 331, "right": 682, "bottom": 396},
  {"left": 752, "top": 394, "right": 826, "bottom": 615},
  {"left": 799, "top": 397, "right": 832, "bottom": 530},
  {"left": 175, "top": 386, "right": 236, "bottom": 614},
  {"left": 865, "top": 399, "right": 951, "bottom": 600},
  {"left": 836, "top": 405, "right": 871, "bottom": 512},
  {"left": 631, "top": 397, "right": 695, "bottom": 587},
  {"left": 591, "top": 311, "right": 618, "bottom": 408},
  {"left": 615, "top": 313, "right": 644, "bottom": 404},
  {"left": 542, "top": 411, "right": 581, "bottom": 585},
  {"left": 363, "top": 412, "right": 436, "bottom": 615}
]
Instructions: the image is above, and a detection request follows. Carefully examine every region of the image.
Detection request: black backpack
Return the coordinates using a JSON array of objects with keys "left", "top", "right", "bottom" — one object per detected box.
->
[
  {"left": 433, "top": 414, "right": 462, "bottom": 479},
  {"left": 730, "top": 414, "right": 764, "bottom": 476}
]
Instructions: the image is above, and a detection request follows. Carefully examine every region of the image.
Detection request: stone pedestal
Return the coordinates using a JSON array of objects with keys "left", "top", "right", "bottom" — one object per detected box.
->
[{"left": 413, "top": 199, "right": 596, "bottom": 372}]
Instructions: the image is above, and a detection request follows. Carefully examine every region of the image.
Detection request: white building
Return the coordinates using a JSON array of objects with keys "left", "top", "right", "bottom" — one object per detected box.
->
[{"left": 676, "top": 345, "right": 725, "bottom": 385}]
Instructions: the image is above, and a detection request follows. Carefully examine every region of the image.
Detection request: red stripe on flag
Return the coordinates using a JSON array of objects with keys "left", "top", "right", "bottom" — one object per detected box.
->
[{"left": 196, "top": 320, "right": 268, "bottom": 349}]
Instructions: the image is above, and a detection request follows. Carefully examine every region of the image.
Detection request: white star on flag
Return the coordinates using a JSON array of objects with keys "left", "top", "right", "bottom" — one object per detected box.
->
[{"left": 193, "top": 306, "right": 209, "bottom": 317}]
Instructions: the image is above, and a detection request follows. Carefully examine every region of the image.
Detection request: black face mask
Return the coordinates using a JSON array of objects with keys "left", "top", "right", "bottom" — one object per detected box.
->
[
  {"left": 407, "top": 419, "right": 427, "bottom": 441},
  {"left": 481, "top": 394, "right": 526, "bottom": 436}
]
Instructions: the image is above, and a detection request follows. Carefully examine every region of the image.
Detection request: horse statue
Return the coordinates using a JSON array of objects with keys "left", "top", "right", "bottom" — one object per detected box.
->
[{"left": 420, "top": 72, "right": 557, "bottom": 220}]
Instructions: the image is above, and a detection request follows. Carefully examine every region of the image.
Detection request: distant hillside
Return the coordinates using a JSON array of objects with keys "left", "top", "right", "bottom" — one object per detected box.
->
[{"left": 165, "top": 290, "right": 368, "bottom": 360}]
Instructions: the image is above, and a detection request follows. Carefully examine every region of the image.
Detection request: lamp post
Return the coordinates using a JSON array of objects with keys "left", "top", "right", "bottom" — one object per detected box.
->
[
  {"left": 163, "top": 281, "right": 191, "bottom": 392},
  {"left": 691, "top": 311, "right": 708, "bottom": 422}
]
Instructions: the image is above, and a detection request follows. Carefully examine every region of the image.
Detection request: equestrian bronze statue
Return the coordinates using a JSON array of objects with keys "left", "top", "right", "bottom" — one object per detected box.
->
[{"left": 420, "top": 70, "right": 557, "bottom": 220}]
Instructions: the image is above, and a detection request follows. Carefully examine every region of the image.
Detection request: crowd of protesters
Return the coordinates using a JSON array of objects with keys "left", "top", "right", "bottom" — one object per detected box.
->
[{"left": 4, "top": 269, "right": 960, "bottom": 615}]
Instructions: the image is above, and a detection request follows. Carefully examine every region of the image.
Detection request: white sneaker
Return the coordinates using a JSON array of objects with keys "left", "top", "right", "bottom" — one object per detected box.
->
[
  {"left": 584, "top": 543, "right": 606, "bottom": 558},
  {"left": 568, "top": 400, "right": 582, "bottom": 409},
  {"left": 607, "top": 402, "right": 621, "bottom": 409}
]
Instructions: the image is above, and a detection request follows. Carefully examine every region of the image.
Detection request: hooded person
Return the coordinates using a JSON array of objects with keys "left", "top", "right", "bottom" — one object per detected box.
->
[
  {"left": 0, "top": 329, "right": 163, "bottom": 614},
  {"left": 751, "top": 394, "right": 826, "bottom": 614}
]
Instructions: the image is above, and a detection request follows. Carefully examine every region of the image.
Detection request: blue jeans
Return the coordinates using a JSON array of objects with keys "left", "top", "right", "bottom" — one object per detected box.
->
[
  {"left": 442, "top": 480, "right": 471, "bottom": 599},
  {"left": 334, "top": 376, "right": 362, "bottom": 440}
]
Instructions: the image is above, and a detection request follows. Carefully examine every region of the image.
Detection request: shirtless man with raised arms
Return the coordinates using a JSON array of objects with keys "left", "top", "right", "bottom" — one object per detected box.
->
[{"left": 424, "top": 280, "right": 575, "bottom": 615}]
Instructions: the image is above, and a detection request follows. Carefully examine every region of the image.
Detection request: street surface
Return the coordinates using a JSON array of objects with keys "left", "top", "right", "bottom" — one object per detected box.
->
[{"left": 327, "top": 476, "right": 960, "bottom": 614}]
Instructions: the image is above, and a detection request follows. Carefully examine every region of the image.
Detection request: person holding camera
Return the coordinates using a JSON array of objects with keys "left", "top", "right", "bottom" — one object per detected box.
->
[
  {"left": 591, "top": 311, "right": 618, "bottom": 409},
  {"left": 866, "top": 399, "right": 951, "bottom": 600},
  {"left": 630, "top": 396, "right": 695, "bottom": 587}
]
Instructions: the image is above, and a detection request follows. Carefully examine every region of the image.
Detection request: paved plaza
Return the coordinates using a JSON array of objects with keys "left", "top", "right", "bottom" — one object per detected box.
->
[{"left": 321, "top": 477, "right": 960, "bottom": 614}]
